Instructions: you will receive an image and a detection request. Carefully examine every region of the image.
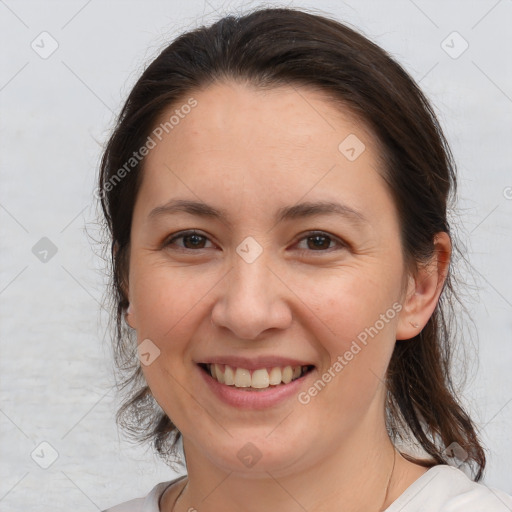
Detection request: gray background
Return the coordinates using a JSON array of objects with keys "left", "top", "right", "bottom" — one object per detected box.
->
[{"left": 0, "top": 0, "right": 511, "bottom": 509}]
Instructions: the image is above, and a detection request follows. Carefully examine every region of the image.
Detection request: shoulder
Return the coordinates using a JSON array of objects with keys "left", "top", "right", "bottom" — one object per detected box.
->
[
  {"left": 386, "top": 465, "right": 512, "bottom": 512},
  {"left": 102, "top": 476, "right": 186, "bottom": 512}
]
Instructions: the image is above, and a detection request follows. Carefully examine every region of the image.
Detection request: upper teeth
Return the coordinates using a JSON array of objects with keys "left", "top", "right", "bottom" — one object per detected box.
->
[{"left": 208, "top": 364, "right": 308, "bottom": 388}]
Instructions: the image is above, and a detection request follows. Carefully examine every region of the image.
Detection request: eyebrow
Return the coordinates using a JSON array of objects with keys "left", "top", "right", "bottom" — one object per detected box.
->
[{"left": 148, "top": 198, "right": 368, "bottom": 227}]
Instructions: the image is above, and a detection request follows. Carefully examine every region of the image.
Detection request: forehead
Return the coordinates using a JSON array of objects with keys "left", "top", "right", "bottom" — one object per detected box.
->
[
  {"left": 151, "top": 81, "right": 374, "bottom": 159},
  {"left": 139, "top": 81, "right": 393, "bottom": 224}
]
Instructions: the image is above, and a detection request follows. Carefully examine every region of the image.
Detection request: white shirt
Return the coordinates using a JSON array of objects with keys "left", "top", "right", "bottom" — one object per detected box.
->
[{"left": 102, "top": 465, "right": 512, "bottom": 512}]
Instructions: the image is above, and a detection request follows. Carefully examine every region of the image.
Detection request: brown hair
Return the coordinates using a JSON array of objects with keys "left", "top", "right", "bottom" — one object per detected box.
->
[{"left": 98, "top": 7, "right": 486, "bottom": 479}]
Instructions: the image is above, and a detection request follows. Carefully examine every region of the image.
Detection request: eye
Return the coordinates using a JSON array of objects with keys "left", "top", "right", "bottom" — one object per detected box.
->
[
  {"left": 163, "top": 230, "right": 347, "bottom": 254},
  {"left": 164, "top": 230, "right": 214, "bottom": 250},
  {"left": 294, "top": 231, "right": 347, "bottom": 253}
]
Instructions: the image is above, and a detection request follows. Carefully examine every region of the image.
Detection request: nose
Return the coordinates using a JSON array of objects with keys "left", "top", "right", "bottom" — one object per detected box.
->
[{"left": 210, "top": 251, "right": 293, "bottom": 340}]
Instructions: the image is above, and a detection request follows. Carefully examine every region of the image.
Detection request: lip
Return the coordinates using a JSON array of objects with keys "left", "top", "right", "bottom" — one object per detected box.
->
[
  {"left": 197, "top": 363, "right": 315, "bottom": 410},
  {"left": 196, "top": 355, "right": 314, "bottom": 371}
]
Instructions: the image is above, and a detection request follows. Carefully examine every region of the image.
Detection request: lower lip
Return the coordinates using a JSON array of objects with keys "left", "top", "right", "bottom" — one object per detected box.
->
[{"left": 197, "top": 364, "right": 314, "bottom": 410}]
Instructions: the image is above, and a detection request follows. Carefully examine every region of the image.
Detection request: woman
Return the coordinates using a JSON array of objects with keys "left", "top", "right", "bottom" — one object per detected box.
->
[{"left": 99, "top": 7, "right": 512, "bottom": 512}]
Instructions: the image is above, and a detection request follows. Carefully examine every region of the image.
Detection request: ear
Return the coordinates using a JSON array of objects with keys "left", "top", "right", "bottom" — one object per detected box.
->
[
  {"left": 114, "top": 241, "right": 137, "bottom": 330},
  {"left": 125, "top": 302, "right": 137, "bottom": 330},
  {"left": 396, "top": 232, "right": 451, "bottom": 340}
]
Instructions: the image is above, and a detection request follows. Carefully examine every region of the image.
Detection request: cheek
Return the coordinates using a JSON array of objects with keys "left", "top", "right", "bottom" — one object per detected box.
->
[
  {"left": 130, "top": 259, "right": 216, "bottom": 341},
  {"left": 292, "top": 267, "right": 400, "bottom": 404},
  {"left": 132, "top": 262, "right": 210, "bottom": 410},
  {"left": 295, "top": 265, "right": 400, "bottom": 345}
]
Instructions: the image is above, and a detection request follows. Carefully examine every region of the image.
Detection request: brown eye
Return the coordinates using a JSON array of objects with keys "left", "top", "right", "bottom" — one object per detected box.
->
[
  {"left": 165, "top": 230, "right": 213, "bottom": 250},
  {"left": 295, "top": 231, "right": 347, "bottom": 253},
  {"left": 306, "top": 234, "right": 332, "bottom": 250}
]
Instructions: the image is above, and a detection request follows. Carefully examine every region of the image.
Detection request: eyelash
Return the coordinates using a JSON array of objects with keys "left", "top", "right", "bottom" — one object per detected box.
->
[{"left": 163, "top": 230, "right": 348, "bottom": 254}]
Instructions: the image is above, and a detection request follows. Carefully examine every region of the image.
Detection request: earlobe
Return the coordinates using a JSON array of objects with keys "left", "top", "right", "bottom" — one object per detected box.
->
[{"left": 396, "top": 232, "right": 451, "bottom": 340}]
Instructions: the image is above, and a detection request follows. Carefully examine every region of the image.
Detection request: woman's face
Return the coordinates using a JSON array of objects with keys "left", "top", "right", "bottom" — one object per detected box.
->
[{"left": 126, "top": 81, "right": 413, "bottom": 476}]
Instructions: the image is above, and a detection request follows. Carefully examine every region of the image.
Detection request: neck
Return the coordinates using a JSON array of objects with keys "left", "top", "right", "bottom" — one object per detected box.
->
[{"left": 171, "top": 424, "right": 404, "bottom": 512}]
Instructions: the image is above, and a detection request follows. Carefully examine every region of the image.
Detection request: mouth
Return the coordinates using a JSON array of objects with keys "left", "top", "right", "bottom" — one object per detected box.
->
[{"left": 197, "top": 363, "right": 315, "bottom": 391}]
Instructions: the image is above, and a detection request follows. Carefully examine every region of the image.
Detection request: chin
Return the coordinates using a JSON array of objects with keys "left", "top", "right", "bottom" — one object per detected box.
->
[{"left": 194, "top": 430, "right": 313, "bottom": 478}]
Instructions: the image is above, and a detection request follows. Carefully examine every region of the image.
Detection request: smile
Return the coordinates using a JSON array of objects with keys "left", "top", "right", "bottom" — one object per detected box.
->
[{"left": 198, "top": 363, "right": 315, "bottom": 391}]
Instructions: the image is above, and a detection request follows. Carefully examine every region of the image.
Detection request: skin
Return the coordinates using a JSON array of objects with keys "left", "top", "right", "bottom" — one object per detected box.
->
[{"left": 125, "top": 81, "right": 451, "bottom": 512}]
